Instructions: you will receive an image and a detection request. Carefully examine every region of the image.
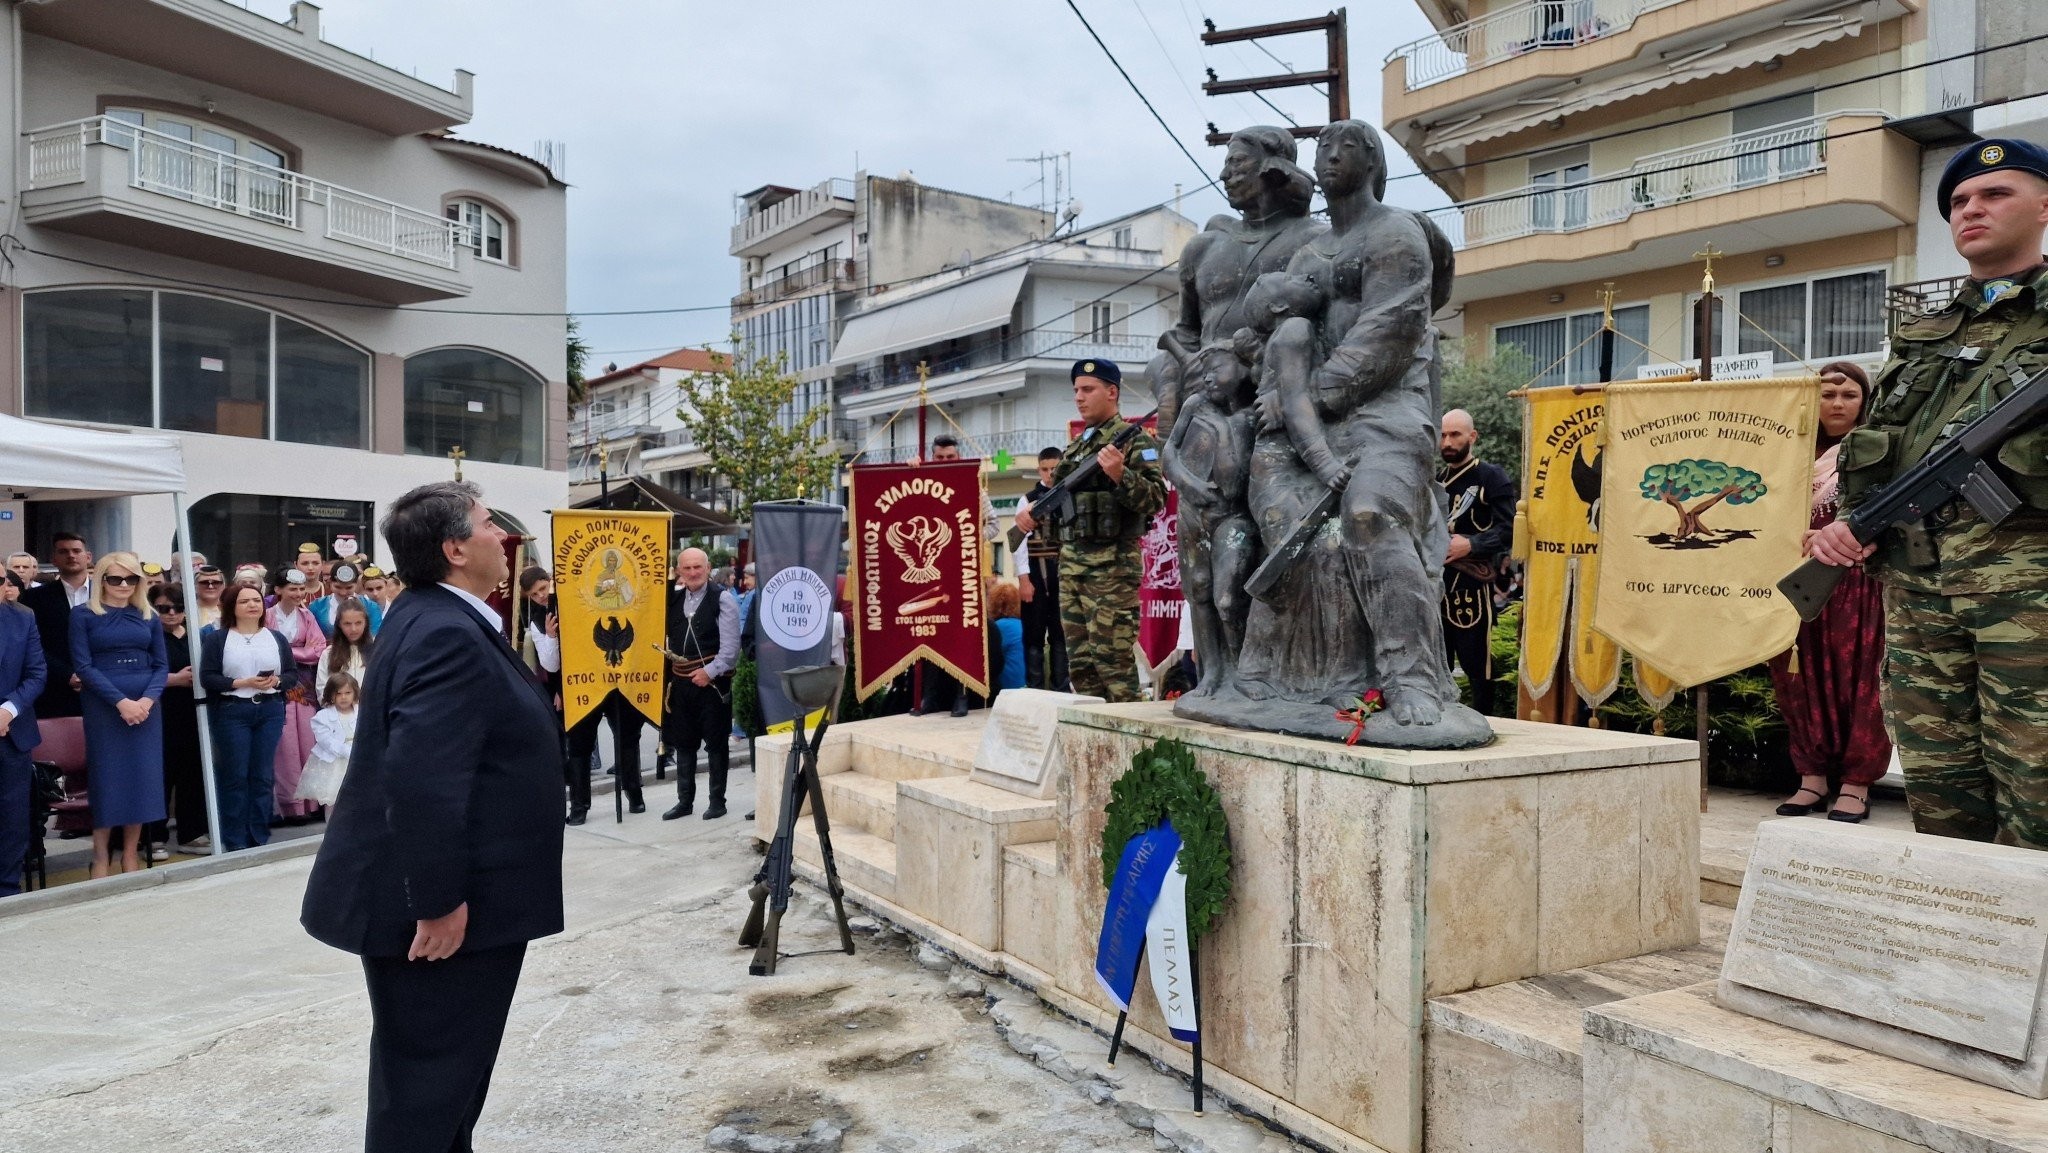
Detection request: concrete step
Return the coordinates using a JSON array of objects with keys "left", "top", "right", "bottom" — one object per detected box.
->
[
  {"left": 820, "top": 772, "right": 901, "bottom": 842},
  {"left": 795, "top": 824, "right": 898, "bottom": 904}
]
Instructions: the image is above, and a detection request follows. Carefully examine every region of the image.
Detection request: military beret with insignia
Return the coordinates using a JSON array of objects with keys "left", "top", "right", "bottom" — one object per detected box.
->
[
  {"left": 1071, "top": 357, "right": 1122, "bottom": 387},
  {"left": 1937, "top": 138, "right": 2048, "bottom": 220}
]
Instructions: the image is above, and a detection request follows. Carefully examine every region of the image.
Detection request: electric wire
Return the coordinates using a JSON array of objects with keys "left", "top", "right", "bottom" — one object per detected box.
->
[{"left": 1063, "top": 0, "right": 1219, "bottom": 191}]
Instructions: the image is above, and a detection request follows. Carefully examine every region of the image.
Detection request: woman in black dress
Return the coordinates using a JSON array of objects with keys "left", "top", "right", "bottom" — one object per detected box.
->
[{"left": 152, "top": 584, "right": 210, "bottom": 854}]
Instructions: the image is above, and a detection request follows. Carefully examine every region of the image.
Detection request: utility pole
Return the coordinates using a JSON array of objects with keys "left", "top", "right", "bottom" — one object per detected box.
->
[{"left": 1199, "top": 9, "right": 1350, "bottom": 146}]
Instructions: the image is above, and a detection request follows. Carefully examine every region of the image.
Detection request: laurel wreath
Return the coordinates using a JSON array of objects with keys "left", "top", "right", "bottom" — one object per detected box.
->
[{"left": 1098, "top": 738, "right": 1232, "bottom": 943}]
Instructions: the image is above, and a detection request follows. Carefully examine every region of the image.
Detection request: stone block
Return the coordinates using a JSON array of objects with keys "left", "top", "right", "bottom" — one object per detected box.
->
[
  {"left": 818, "top": 772, "right": 898, "bottom": 842},
  {"left": 1537, "top": 767, "right": 1644, "bottom": 973},
  {"left": 972, "top": 688, "right": 1102, "bottom": 798},
  {"left": 1423, "top": 775, "right": 1540, "bottom": 998},
  {"left": 1422, "top": 1028, "right": 1580, "bottom": 1153},
  {"left": 1581, "top": 1035, "right": 1774, "bottom": 1153},
  {"left": 1785, "top": 1107, "right": 1929, "bottom": 1153},
  {"left": 893, "top": 776, "right": 1055, "bottom": 952},
  {"left": 1003, "top": 842, "right": 1059, "bottom": 977}
]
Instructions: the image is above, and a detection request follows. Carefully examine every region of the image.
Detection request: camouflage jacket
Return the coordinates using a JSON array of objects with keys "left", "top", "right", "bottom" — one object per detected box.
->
[
  {"left": 1841, "top": 262, "right": 2048, "bottom": 594},
  {"left": 1050, "top": 414, "right": 1167, "bottom": 572}
]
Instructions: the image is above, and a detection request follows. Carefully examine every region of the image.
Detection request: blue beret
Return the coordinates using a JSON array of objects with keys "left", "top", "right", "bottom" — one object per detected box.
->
[
  {"left": 1071, "top": 357, "right": 1122, "bottom": 387},
  {"left": 1937, "top": 138, "right": 2048, "bottom": 220}
]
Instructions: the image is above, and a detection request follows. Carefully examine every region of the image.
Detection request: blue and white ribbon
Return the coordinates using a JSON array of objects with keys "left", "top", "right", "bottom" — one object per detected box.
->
[{"left": 1094, "top": 820, "right": 1199, "bottom": 1043}]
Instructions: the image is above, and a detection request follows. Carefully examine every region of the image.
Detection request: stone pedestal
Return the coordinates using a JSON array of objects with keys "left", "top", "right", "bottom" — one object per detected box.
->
[{"left": 1054, "top": 702, "right": 1698, "bottom": 1153}]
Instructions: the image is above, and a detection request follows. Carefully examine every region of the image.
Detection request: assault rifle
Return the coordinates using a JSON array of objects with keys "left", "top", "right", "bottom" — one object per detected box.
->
[
  {"left": 1004, "top": 410, "right": 1159, "bottom": 553},
  {"left": 738, "top": 664, "right": 855, "bottom": 976},
  {"left": 1777, "top": 366, "right": 2048, "bottom": 621}
]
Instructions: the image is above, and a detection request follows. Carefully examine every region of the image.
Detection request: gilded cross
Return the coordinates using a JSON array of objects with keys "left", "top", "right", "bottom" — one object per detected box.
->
[
  {"left": 448, "top": 444, "right": 466, "bottom": 481},
  {"left": 1692, "top": 245, "right": 1723, "bottom": 295},
  {"left": 1598, "top": 281, "right": 1617, "bottom": 330}
]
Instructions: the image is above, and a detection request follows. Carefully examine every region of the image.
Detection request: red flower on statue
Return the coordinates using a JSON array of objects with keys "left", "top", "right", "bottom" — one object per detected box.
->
[{"left": 1335, "top": 690, "right": 1384, "bottom": 746}]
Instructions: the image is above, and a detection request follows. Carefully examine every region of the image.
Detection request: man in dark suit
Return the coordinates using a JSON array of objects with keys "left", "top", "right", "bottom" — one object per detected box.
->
[
  {"left": 302, "top": 482, "right": 564, "bottom": 1153},
  {"left": 0, "top": 594, "right": 47, "bottom": 897},
  {"left": 19, "top": 532, "right": 93, "bottom": 719}
]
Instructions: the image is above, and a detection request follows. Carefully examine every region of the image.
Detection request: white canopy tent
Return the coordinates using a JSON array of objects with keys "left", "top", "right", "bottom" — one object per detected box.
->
[{"left": 2, "top": 412, "right": 223, "bottom": 857}]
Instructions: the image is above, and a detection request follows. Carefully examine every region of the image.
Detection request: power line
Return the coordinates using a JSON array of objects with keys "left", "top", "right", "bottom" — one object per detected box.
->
[{"left": 1064, "top": 0, "right": 1218, "bottom": 191}]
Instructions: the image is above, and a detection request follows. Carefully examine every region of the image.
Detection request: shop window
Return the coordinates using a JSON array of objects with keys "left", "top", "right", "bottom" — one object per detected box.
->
[
  {"left": 404, "top": 348, "right": 545, "bottom": 467},
  {"left": 22, "top": 289, "right": 154, "bottom": 427}
]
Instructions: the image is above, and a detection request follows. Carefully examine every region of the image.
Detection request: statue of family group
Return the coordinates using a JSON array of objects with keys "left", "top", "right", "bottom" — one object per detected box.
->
[{"left": 1152, "top": 120, "right": 1492, "bottom": 750}]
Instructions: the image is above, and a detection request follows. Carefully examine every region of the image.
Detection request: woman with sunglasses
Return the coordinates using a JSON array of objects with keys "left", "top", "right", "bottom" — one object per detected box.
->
[
  {"left": 199, "top": 584, "right": 292, "bottom": 851},
  {"left": 69, "top": 552, "right": 169, "bottom": 877},
  {"left": 151, "top": 585, "right": 210, "bottom": 855}
]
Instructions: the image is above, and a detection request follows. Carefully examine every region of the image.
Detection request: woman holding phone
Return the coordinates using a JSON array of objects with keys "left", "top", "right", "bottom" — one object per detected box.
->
[{"left": 200, "top": 583, "right": 294, "bottom": 851}]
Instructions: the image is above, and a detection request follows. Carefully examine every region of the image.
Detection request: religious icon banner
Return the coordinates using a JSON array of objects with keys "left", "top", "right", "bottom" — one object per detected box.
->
[
  {"left": 551, "top": 510, "right": 671, "bottom": 730},
  {"left": 1592, "top": 377, "right": 1814, "bottom": 688},
  {"left": 1517, "top": 386, "right": 1622, "bottom": 705},
  {"left": 849, "top": 460, "right": 990, "bottom": 700}
]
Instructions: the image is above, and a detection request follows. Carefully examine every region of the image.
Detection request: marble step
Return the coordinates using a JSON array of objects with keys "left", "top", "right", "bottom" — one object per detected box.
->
[
  {"left": 819, "top": 771, "right": 901, "bottom": 843},
  {"left": 794, "top": 824, "right": 898, "bottom": 904}
]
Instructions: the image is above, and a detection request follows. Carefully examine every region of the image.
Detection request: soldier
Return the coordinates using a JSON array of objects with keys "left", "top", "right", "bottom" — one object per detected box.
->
[
  {"left": 1012, "top": 359, "right": 1166, "bottom": 702},
  {"left": 1809, "top": 137, "right": 2048, "bottom": 849},
  {"left": 1017, "top": 448, "right": 1070, "bottom": 691},
  {"left": 1436, "top": 409, "right": 1516, "bottom": 715}
]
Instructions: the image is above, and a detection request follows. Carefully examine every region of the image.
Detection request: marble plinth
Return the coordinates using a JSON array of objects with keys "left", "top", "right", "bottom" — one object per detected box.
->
[{"left": 1054, "top": 702, "right": 1698, "bottom": 1153}]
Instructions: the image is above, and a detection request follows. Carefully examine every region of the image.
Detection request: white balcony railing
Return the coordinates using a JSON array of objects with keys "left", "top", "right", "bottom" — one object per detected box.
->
[
  {"left": 24, "top": 117, "right": 460, "bottom": 270},
  {"left": 1385, "top": 0, "right": 1689, "bottom": 91},
  {"left": 731, "top": 176, "right": 857, "bottom": 250},
  {"left": 1426, "top": 113, "right": 1855, "bottom": 250}
]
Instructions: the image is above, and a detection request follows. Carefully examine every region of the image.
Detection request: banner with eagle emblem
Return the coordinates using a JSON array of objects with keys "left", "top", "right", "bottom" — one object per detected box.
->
[
  {"left": 849, "top": 459, "right": 990, "bottom": 700},
  {"left": 551, "top": 510, "right": 671, "bottom": 730}
]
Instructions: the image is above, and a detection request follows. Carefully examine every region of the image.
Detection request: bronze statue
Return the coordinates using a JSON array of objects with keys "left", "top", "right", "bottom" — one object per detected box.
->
[{"left": 1166, "top": 122, "right": 1492, "bottom": 749}]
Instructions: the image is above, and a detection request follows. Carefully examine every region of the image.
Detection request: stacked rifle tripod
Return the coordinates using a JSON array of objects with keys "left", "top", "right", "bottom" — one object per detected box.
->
[{"left": 740, "top": 664, "right": 858, "bottom": 975}]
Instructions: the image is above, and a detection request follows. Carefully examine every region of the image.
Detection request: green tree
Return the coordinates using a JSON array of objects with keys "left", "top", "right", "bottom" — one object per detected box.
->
[
  {"left": 1638, "top": 460, "right": 1767, "bottom": 539},
  {"left": 565, "top": 316, "right": 591, "bottom": 414},
  {"left": 676, "top": 340, "right": 839, "bottom": 520},
  {"left": 1439, "top": 339, "right": 1534, "bottom": 485}
]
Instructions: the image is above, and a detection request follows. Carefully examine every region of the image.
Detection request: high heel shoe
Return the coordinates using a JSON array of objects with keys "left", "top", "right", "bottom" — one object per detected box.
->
[
  {"left": 1828, "top": 790, "right": 1871, "bottom": 823},
  {"left": 1776, "top": 786, "right": 1827, "bottom": 816}
]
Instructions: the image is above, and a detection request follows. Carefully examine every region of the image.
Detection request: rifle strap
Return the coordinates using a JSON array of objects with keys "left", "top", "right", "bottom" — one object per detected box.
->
[{"left": 1908, "top": 310, "right": 2048, "bottom": 461}]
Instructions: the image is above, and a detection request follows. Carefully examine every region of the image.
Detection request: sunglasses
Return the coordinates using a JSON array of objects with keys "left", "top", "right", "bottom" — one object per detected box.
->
[
  {"left": 197, "top": 577, "right": 226, "bottom": 586},
  {"left": 152, "top": 603, "right": 182, "bottom": 613},
  {"left": 103, "top": 574, "right": 142, "bottom": 587}
]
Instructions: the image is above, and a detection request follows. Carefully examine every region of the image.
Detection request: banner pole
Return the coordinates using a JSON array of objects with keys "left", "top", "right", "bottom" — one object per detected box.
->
[
  {"left": 1190, "top": 945, "right": 1205, "bottom": 1115},
  {"left": 1106, "top": 1011, "right": 1128, "bottom": 1066},
  {"left": 1691, "top": 248, "right": 1720, "bottom": 814}
]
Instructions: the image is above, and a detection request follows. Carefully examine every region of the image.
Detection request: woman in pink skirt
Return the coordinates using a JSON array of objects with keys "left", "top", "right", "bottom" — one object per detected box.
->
[{"left": 265, "top": 568, "right": 328, "bottom": 823}]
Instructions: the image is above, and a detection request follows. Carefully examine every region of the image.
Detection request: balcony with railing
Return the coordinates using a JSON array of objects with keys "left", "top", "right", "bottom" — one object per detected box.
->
[
  {"left": 733, "top": 258, "right": 860, "bottom": 310},
  {"left": 21, "top": 117, "right": 470, "bottom": 303},
  {"left": 1381, "top": 0, "right": 1912, "bottom": 144},
  {"left": 837, "top": 329, "right": 1161, "bottom": 396},
  {"left": 859, "top": 427, "right": 1073, "bottom": 465},
  {"left": 730, "top": 177, "right": 857, "bottom": 257},
  {"left": 1425, "top": 112, "right": 1918, "bottom": 294}
]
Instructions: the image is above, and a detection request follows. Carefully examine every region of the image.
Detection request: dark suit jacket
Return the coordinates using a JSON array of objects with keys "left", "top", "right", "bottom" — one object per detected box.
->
[
  {"left": 0, "top": 604, "right": 45, "bottom": 754},
  {"left": 19, "top": 580, "right": 82, "bottom": 718},
  {"left": 301, "top": 584, "right": 565, "bottom": 958}
]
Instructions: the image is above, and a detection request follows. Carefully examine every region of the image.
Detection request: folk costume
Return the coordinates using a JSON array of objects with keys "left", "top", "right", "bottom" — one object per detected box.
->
[{"left": 1436, "top": 455, "right": 1515, "bottom": 714}]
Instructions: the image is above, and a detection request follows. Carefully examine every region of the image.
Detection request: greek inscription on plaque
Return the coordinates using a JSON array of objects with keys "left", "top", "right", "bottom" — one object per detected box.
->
[
  {"left": 971, "top": 689, "right": 1101, "bottom": 798},
  {"left": 1723, "top": 822, "right": 2048, "bottom": 1059}
]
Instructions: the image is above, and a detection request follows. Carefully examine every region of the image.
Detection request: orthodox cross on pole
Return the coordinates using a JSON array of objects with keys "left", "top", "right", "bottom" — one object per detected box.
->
[
  {"left": 1693, "top": 244, "right": 1723, "bottom": 295},
  {"left": 1598, "top": 281, "right": 1617, "bottom": 331},
  {"left": 448, "top": 444, "right": 465, "bottom": 481}
]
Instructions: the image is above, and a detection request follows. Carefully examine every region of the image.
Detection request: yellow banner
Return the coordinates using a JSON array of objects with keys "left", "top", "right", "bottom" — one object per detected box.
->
[
  {"left": 1592, "top": 378, "right": 1814, "bottom": 688},
  {"left": 552, "top": 511, "right": 671, "bottom": 730},
  {"left": 1518, "top": 386, "right": 1621, "bottom": 705}
]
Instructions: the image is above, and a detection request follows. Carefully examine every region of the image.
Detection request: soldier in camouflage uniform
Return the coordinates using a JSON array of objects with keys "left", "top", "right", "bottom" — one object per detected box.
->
[
  {"left": 1813, "top": 138, "right": 2048, "bottom": 849},
  {"left": 1013, "top": 359, "right": 1166, "bottom": 703}
]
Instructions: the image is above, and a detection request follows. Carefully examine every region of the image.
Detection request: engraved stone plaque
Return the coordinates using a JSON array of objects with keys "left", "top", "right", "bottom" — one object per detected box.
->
[
  {"left": 1719, "top": 821, "right": 2048, "bottom": 1095},
  {"left": 970, "top": 689, "right": 1102, "bottom": 799}
]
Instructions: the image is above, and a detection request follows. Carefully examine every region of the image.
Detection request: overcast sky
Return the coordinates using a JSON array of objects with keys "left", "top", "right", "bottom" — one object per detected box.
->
[{"left": 250, "top": 0, "right": 1449, "bottom": 366}]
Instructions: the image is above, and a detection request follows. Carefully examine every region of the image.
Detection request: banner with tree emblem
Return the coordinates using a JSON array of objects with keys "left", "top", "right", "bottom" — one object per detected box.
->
[
  {"left": 551, "top": 511, "right": 671, "bottom": 730},
  {"left": 1592, "top": 377, "right": 1814, "bottom": 687},
  {"left": 1517, "top": 386, "right": 1623, "bottom": 705},
  {"left": 849, "top": 460, "right": 990, "bottom": 699}
]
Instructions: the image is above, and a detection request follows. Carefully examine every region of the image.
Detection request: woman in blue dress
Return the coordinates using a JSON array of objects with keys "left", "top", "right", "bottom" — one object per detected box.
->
[{"left": 70, "top": 551, "right": 168, "bottom": 877}]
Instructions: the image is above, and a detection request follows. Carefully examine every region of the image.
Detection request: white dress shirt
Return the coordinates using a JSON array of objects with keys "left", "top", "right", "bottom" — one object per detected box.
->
[{"left": 438, "top": 582, "right": 502, "bottom": 632}]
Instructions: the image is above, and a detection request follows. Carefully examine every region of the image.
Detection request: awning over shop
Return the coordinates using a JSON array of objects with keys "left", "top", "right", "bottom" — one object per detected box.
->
[
  {"left": 570, "top": 475, "right": 741, "bottom": 534},
  {"left": 1423, "top": 3, "right": 1876, "bottom": 154},
  {"left": 832, "top": 265, "right": 1029, "bottom": 364}
]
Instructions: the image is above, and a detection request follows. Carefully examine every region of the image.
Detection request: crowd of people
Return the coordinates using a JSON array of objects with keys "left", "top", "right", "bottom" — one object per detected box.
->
[{"left": 0, "top": 536, "right": 400, "bottom": 892}]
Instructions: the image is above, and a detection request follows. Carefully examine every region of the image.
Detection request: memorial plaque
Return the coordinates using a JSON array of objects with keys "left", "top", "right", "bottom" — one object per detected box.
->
[
  {"left": 970, "top": 688, "right": 1102, "bottom": 799},
  {"left": 1720, "top": 822, "right": 2048, "bottom": 1095}
]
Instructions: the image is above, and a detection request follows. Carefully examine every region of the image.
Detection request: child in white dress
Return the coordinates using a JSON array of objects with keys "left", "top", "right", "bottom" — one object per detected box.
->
[{"left": 297, "top": 672, "right": 359, "bottom": 807}]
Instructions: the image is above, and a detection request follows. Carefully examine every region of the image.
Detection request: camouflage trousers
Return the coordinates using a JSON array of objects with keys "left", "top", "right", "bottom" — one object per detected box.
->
[
  {"left": 1884, "top": 584, "right": 2048, "bottom": 849},
  {"left": 1061, "top": 558, "right": 1143, "bottom": 703}
]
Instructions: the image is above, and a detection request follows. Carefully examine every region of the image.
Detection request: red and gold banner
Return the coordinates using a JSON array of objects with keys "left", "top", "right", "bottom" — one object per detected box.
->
[
  {"left": 849, "top": 460, "right": 990, "bottom": 699},
  {"left": 1139, "top": 490, "right": 1182, "bottom": 666}
]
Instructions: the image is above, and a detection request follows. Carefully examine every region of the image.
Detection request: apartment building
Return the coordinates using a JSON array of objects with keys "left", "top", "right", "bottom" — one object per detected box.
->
[
  {"left": 567, "top": 347, "right": 729, "bottom": 509},
  {"left": 832, "top": 204, "right": 1195, "bottom": 516},
  {"left": 0, "top": 0, "right": 568, "bottom": 568},
  {"left": 1381, "top": 0, "right": 2045, "bottom": 387}
]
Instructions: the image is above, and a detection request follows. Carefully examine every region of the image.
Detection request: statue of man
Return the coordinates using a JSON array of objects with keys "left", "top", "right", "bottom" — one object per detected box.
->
[{"left": 1151, "top": 126, "right": 1326, "bottom": 442}]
